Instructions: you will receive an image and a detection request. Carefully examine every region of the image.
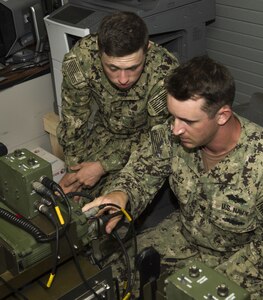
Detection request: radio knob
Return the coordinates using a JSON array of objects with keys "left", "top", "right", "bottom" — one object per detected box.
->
[
  {"left": 217, "top": 283, "right": 229, "bottom": 297},
  {"left": 27, "top": 157, "right": 37, "bottom": 166},
  {"left": 14, "top": 149, "right": 23, "bottom": 157},
  {"left": 189, "top": 265, "right": 200, "bottom": 278}
]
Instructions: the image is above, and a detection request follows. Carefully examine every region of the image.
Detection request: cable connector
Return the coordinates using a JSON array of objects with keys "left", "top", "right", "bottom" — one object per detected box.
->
[
  {"left": 83, "top": 206, "right": 100, "bottom": 218},
  {"left": 34, "top": 200, "right": 57, "bottom": 224},
  {"left": 39, "top": 175, "right": 61, "bottom": 192},
  {"left": 87, "top": 211, "right": 123, "bottom": 237},
  {"left": 34, "top": 200, "right": 50, "bottom": 215},
  {"left": 33, "top": 181, "right": 65, "bottom": 225},
  {"left": 32, "top": 181, "right": 55, "bottom": 202}
]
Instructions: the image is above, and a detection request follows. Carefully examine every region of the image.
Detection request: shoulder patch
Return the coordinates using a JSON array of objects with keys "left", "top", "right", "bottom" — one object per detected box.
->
[
  {"left": 150, "top": 124, "right": 172, "bottom": 158},
  {"left": 63, "top": 58, "right": 86, "bottom": 86},
  {"left": 148, "top": 89, "right": 167, "bottom": 116}
]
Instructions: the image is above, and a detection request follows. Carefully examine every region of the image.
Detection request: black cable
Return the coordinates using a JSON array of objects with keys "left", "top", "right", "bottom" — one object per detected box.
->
[
  {"left": 0, "top": 206, "right": 68, "bottom": 243},
  {"left": 35, "top": 203, "right": 60, "bottom": 288},
  {"left": 129, "top": 220, "right": 138, "bottom": 297},
  {"left": 0, "top": 207, "right": 48, "bottom": 242},
  {"left": 0, "top": 200, "right": 69, "bottom": 290},
  {"left": 40, "top": 176, "right": 72, "bottom": 224},
  {"left": 36, "top": 178, "right": 75, "bottom": 255},
  {"left": 91, "top": 224, "right": 131, "bottom": 267},
  {"left": 83, "top": 203, "right": 136, "bottom": 299},
  {"left": 66, "top": 191, "right": 95, "bottom": 201},
  {"left": 103, "top": 203, "right": 138, "bottom": 298},
  {"left": 37, "top": 177, "right": 102, "bottom": 296},
  {"left": 32, "top": 181, "right": 66, "bottom": 226},
  {"left": 32, "top": 181, "right": 57, "bottom": 205},
  {"left": 111, "top": 230, "right": 132, "bottom": 300},
  {"left": 96, "top": 211, "right": 123, "bottom": 235},
  {"left": 65, "top": 231, "right": 103, "bottom": 300},
  {"left": 92, "top": 203, "right": 137, "bottom": 299},
  {"left": 99, "top": 203, "right": 123, "bottom": 210},
  {"left": 98, "top": 203, "right": 137, "bottom": 250},
  {"left": 113, "top": 277, "right": 121, "bottom": 300},
  {"left": 48, "top": 222, "right": 60, "bottom": 288}
]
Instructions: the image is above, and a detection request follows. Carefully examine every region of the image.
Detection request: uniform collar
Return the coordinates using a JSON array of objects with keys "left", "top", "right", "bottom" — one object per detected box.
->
[
  {"left": 100, "top": 69, "right": 149, "bottom": 99},
  {"left": 174, "top": 114, "right": 257, "bottom": 184}
]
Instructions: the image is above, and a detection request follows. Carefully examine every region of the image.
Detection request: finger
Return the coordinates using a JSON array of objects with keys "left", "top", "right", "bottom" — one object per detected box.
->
[
  {"left": 105, "top": 216, "right": 122, "bottom": 234},
  {"left": 61, "top": 185, "right": 74, "bottom": 194},
  {"left": 60, "top": 175, "right": 78, "bottom": 188},
  {"left": 82, "top": 197, "right": 103, "bottom": 212},
  {"left": 72, "top": 181, "right": 82, "bottom": 190},
  {"left": 70, "top": 164, "right": 82, "bottom": 171},
  {"left": 62, "top": 181, "right": 82, "bottom": 194}
]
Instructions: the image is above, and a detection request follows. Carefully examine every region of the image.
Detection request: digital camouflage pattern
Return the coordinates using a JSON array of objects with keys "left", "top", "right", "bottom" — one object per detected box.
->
[
  {"left": 103, "top": 115, "right": 263, "bottom": 299},
  {"left": 56, "top": 34, "right": 179, "bottom": 195}
]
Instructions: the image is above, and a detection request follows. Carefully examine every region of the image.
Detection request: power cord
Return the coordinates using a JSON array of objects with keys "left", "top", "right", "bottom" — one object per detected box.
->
[
  {"left": 39, "top": 176, "right": 72, "bottom": 223},
  {"left": 111, "top": 229, "right": 132, "bottom": 300},
  {"left": 37, "top": 176, "right": 103, "bottom": 299},
  {"left": 32, "top": 181, "right": 65, "bottom": 225},
  {"left": 85, "top": 203, "right": 137, "bottom": 300},
  {"left": 65, "top": 231, "right": 103, "bottom": 300},
  {"left": 66, "top": 191, "right": 95, "bottom": 201},
  {"left": 34, "top": 201, "right": 60, "bottom": 288}
]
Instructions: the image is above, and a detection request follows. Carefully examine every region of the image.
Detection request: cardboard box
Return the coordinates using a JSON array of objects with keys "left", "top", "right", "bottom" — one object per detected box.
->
[
  {"left": 43, "top": 112, "right": 64, "bottom": 160},
  {"left": 32, "top": 147, "right": 66, "bottom": 183}
]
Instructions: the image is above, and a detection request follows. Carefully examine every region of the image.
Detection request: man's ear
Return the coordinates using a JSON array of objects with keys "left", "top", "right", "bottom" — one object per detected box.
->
[
  {"left": 147, "top": 41, "right": 152, "bottom": 49},
  {"left": 216, "top": 105, "right": 232, "bottom": 125}
]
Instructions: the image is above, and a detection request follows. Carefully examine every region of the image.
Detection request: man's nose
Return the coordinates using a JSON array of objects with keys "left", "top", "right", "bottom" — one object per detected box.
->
[
  {"left": 118, "top": 70, "right": 129, "bottom": 84},
  {"left": 172, "top": 119, "right": 185, "bottom": 135}
]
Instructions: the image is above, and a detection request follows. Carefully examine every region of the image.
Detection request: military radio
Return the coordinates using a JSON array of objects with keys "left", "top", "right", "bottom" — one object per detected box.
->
[
  {"left": 165, "top": 261, "right": 250, "bottom": 300},
  {"left": 0, "top": 148, "right": 115, "bottom": 299},
  {"left": 0, "top": 148, "right": 53, "bottom": 218}
]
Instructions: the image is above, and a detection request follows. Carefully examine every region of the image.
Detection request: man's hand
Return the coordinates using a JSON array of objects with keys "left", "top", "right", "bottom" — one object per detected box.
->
[
  {"left": 59, "top": 161, "right": 105, "bottom": 193},
  {"left": 82, "top": 191, "right": 128, "bottom": 234},
  {"left": 59, "top": 172, "right": 82, "bottom": 194},
  {"left": 70, "top": 161, "right": 106, "bottom": 188}
]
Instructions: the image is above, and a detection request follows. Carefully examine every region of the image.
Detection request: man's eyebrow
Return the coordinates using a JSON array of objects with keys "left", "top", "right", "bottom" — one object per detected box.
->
[
  {"left": 106, "top": 62, "right": 143, "bottom": 70},
  {"left": 181, "top": 117, "right": 196, "bottom": 123},
  {"left": 173, "top": 115, "right": 198, "bottom": 123}
]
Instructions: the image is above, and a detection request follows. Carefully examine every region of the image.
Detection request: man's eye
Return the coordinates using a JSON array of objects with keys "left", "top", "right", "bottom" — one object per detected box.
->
[
  {"left": 129, "top": 66, "right": 138, "bottom": 71},
  {"left": 185, "top": 120, "right": 194, "bottom": 125}
]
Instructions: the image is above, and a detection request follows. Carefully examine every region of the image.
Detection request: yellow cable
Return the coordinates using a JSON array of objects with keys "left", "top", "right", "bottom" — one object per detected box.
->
[
  {"left": 121, "top": 208, "right": 132, "bottom": 222},
  {"left": 122, "top": 292, "right": 131, "bottom": 300},
  {"left": 46, "top": 273, "right": 55, "bottom": 288},
  {"left": 55, "top": 206, "right": 65, "bottom": 225}
]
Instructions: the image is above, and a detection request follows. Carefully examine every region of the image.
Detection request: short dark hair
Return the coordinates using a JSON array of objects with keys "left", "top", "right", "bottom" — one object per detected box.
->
[
  {"left": 166, "top": 55, "right": 236, "bottom": 117},
  {"left": 97, "top": 11, "right": 149, "bottom": 57}
]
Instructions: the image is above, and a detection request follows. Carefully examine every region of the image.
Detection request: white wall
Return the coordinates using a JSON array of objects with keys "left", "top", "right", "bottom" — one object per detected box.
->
[
  {"left": 206, "top": 0, "right": 263, "bottom": 106},
  {"left": 0, "top": 73, "right": 55, "bottom": 154}
]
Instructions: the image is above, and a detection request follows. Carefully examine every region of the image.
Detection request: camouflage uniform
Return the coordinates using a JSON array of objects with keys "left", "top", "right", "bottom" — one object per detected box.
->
[
  {"left": 103, "top": 115, "right": 263, "bottom": 299},
  {"left": 56, "top": 34, "right": 178, "bottom": 196}
]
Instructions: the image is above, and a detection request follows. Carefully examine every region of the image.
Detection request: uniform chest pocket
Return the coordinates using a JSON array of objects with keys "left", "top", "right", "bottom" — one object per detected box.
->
[
  {"left": 113, "top": 100, "right": 148, "bottom": 129},
  {"left": 210, "top": 185, "right": 257, "bottom": 233}
]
